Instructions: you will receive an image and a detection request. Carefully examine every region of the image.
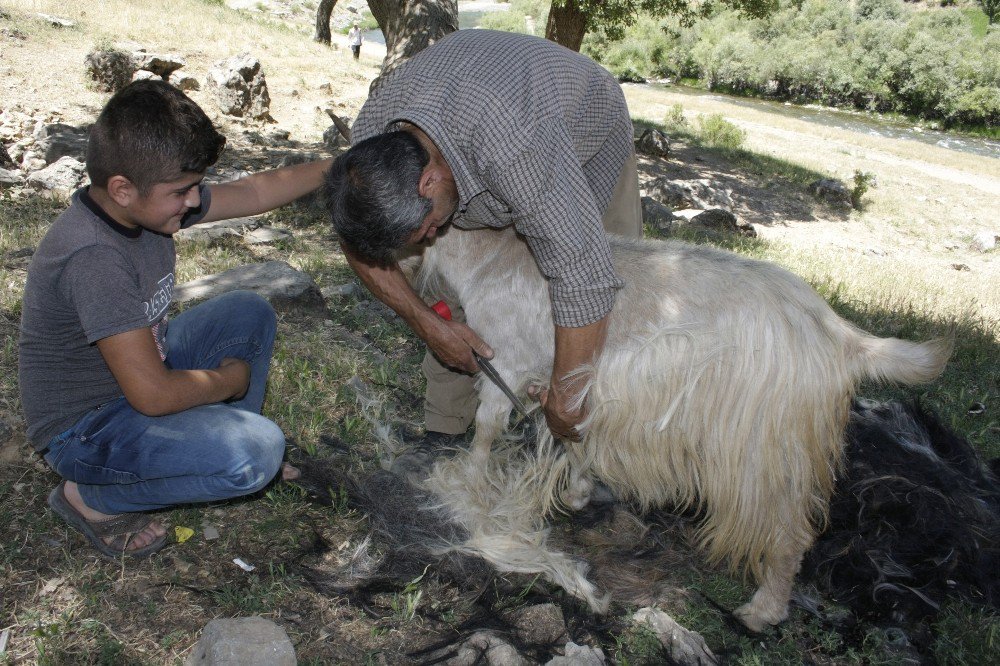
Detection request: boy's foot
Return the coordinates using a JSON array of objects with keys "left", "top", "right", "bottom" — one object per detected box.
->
[
  {"left": 48, "top": 481, "right": 167, "bottom": 558},
  {"left": 390, "top": 431, "right": 465, "bottom": 483}
]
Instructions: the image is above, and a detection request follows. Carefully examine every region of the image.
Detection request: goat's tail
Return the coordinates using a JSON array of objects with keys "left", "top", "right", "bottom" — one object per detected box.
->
[{"left": 850, "top": 328, "right": 953, "bottom": 386}]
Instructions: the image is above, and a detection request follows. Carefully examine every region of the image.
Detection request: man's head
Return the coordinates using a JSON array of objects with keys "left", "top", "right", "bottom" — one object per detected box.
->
[
  {"left": 325, "top": 129, "right": 457, "bottom": 263},
  {"left": 86, "top": 79, "right": 226, "bottom": 195}
]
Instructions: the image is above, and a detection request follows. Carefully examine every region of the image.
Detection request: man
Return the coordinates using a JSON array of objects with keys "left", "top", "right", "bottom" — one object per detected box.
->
[
  {"left": 325, "top": 30, "right": 642, "bottom": 458},
  {"left": 348, "top": 22, "right": 363, "bottom": 60}
]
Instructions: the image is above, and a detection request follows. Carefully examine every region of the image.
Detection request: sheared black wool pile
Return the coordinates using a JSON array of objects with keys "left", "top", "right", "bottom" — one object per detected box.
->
[{"left": 804, "top": 399, "right": 1000, "bottom": 624}]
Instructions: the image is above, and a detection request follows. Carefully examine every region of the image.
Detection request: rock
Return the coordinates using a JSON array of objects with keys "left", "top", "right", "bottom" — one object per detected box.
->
[
  {"left": 511, "top": 603, "right": 569, "bottom": 646},
  {"left": 131, "top": 70, "right": 162, "bottom": 83},
  {"left": 644, "top": 177, "right": 733, "bottom": 210},
  {"left": 0, "top": 142, "right": 14, "bottom": 168},
  {"left": 809, "top": 178, "right": 852, "bottom": 208},
  {"left": 132, "top": 51, "right": 186, "bottom": 78},
  {"left": 172, "top": 261, "right": 321, "bottom": 306},
  {"left": 671, "top": 208, "right": 754, "bottom": 237},
  {"left": 425, "top": 630, "right": 530, "bottom": 666},
  {"left": 0, "top": 168, "right": 24, "bottom": 186},
  {"left": 175, "top": 217, "right": 263, "bottom": 242},
  {"left": 84, "top": 48, "right": 136, "bottom": 93},
  {"left": 26, "top": 156, "right": 87, "bottom": 197},
  {"left": 36, "top": 13, "right": 75, "bottom": 28},
  {"left": 641, "top": 196, "right": 675, "bottom": 235},
  {"left": 203, "top": 525, "right": 220, "bottom": 540},
  {"left": 169, "top": 71, "right": 201, "bottom": 92},
  {"left": 970, "top": 231, "right": 997, "bottom": 253},
  {"left": 33, "top": 123, "right": 89, "bottom": 164},
  {"left": 632, "top": 607, "right": 718, "bottom": 665},
  {"left": 545, "top": 642, "right": 606, "bottom": 665},
  {"left": 322, "top": 124, "right": 344, "bottom": 151},
  {"left": 207, "top": 53, "right": 272, "bottom": 121},
  {"left": 635, "top": 128, "right": 670, "bottom": 158},
  {"left": 0, "top": 418, "right": 13, "bottom": 445},
  {"left": 321, "top": 283, "right": 363, "bottom": 300},
  {"left": 185, "top": 617, "right": 295, "bottom": 666},
  {"left": 244, "top": 226, "right": 292, "bottom": 245},
  {"left": 951, "top": 263, "right": 971, "bottom": 272}
]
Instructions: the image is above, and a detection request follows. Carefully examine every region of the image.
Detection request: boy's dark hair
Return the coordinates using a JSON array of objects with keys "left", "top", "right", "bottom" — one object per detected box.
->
[
  {"left": 324, "top": 131, "right": 432, "bottom": 263},
  {"left": 86, "top": 79, "right": 226, "bottom": 193}
]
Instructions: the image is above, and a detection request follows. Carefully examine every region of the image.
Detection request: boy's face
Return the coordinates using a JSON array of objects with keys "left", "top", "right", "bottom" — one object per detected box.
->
[{"left": 122, "top": 172, "right": 204, "bottom": 235}]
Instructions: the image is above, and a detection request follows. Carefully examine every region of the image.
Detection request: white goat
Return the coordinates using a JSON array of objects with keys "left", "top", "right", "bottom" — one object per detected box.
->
[{"left": 409, "top": 226, "right": 951, "bottom": 632}]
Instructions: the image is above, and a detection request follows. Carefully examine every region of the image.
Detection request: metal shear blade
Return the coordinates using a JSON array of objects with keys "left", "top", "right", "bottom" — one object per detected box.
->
[{"left": 474, "top": 351, "right": 530, "bottom": 419}]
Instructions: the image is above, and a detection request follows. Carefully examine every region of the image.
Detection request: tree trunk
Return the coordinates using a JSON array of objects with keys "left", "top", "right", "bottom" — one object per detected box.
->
[
  {"left": 366, "top": 0, "right": 458, "bottom": 79},
  {"left": 314, "top": 0, "right": 338, "bottom": 45},
  {"left": 545, "top": 0, "right": 588, "bottom": 52}
]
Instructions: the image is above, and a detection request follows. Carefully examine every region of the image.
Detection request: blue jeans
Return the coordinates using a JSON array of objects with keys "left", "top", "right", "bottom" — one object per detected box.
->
[{"left": 43, "top": 291, "right": 285, "bottom": 514}]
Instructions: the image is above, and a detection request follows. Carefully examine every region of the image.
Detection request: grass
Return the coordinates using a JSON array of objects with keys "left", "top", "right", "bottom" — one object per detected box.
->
[{"left": 1, "top": 0, "right": 998, "bottom": 663}]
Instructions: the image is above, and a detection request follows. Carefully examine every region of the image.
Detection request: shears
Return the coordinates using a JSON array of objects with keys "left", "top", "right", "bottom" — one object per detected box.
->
[{"left": 431, "top": 300, "right": 531, "bottom": 419}]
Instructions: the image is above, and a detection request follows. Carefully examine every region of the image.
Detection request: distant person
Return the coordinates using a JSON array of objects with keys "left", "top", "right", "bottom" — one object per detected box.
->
[
  {"left": 348, "top": 22, "right": 363, "bottom": 60},
  {"left": 18, "top": 80, "right": 332, "bottom": 558},
  {"left": 325, "top": 30, "right": 642, "bottom": 469}
]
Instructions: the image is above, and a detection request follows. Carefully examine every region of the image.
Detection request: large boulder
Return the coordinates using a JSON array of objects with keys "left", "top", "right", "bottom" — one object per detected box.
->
[
  {"left": 131, "top": 51, "right": 186, "bottom": 78},
  {"left": 84, "top": 48, "right": 136, "bottom": 93},
  {"left": 26, "top": 156, "right": 87, "bottom": 197},
  {"left": 207, "top": 54, "right": 272, "bottom": 121},
  {"left": 641, "top": 196, "right": 675, "bottom": 235},
  {"left": 172, "top": 261, "right": 321, "bottom": 306},
  {"left": 635, "top": 128, "right": 671, "bottom": 158},
  {"left": 33, "top": 123, "right": 89, "bottom": 164}
]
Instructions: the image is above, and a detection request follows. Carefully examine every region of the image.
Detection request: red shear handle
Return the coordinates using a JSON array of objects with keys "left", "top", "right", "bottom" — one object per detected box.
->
[{"left": 431, "top": 300, "right": 452, "bottom": 321}]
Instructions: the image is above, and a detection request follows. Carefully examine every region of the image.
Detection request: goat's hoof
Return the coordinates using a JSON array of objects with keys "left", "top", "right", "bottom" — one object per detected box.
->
[{"left": 733, "top": 601, "right": 788, "bottom": 633}]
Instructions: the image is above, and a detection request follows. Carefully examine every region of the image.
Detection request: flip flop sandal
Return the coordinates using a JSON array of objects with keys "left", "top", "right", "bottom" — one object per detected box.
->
[{"left": 47, "top": 481, "right": 167, "bottom": 559}]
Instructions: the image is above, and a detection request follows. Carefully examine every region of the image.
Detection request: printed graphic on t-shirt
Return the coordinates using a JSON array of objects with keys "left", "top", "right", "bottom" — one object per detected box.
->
[{"left": 144, "top": 273, "right": 174, "bottom": 323}]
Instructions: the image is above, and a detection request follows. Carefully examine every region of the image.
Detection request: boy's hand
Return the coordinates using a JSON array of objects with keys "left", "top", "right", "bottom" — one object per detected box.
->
[{"left": 218, "top": 357, "right": 251, "bottom": 400}]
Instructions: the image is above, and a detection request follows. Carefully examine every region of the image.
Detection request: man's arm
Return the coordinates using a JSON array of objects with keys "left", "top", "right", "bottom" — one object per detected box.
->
[
  {"left": 530, "top": 316, "right": 609, "bottom": 441},
  {"left": 343, "top": 243, "right": 492, "bottom": 373},
  {"left": 201, "top": 157, "right": 334, "bottom": 223},
  {"left": 97, "top": 328, "right": 249, "bottom": 416}
]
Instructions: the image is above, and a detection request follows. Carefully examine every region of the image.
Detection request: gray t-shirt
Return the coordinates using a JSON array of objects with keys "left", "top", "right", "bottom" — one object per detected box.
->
[{"left": 18, "top": 187, "right": 211, "bottom": 450}]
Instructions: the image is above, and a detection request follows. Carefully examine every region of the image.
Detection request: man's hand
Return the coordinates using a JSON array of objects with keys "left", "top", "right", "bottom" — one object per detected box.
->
[
  {"left": 529, "top": 315, "right": 611, "bottom": 442},
  {"left": 529, "top": 380, "right": 585, "bottom": 441},
  {"left": 422, "top": 314, "right": 493, "bottom": 375}
]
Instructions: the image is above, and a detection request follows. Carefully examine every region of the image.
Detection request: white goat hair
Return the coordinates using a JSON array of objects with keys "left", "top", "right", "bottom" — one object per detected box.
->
[{"left": 410, "top": 226, "right": 951, "bottom": 632}]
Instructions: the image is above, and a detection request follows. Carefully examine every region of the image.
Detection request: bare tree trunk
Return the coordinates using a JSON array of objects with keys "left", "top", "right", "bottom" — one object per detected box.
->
[
  {"left": 314, "top": 0, "right": 338, "bottom": 45},
  {"left": 545, "top": 0, "right": 588, "bottom": 52},
  {"left": 367, "top": 0, "right": 458, "bottom": 79}
]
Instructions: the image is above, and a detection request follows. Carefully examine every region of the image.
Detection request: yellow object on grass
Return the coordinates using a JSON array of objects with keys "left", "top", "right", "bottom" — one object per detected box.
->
[{"left": 174, "top": 526, "right": 195, "bottom": 544}]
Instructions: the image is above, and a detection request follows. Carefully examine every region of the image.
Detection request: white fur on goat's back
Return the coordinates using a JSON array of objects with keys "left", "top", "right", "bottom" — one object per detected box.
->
[{"left": 416, "top": 226, "right": 950, "bottom": 584}]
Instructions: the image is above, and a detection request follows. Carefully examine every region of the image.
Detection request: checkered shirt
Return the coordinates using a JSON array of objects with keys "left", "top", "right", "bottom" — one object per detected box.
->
[{"left": 352, "top": 30, "right": 633, "bottom": 327}]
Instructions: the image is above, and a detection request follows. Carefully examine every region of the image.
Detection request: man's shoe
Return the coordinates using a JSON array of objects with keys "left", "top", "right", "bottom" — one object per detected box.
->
[{"left": 390, "top": 431, "right": 465, "bottom": 482}]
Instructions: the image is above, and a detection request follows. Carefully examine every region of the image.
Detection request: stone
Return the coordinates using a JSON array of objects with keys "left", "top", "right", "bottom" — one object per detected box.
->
[
  {"left": 511, "top": 603, "right": 569, "bottom": 646},
  {"left": 545, "top": 642, "right": 606, "bottom": 666},
  {"left": 424, "top": 630, "right": 529, "bottom": 666},
  {"left": 33, "top": 123, "right": 89, "bottom": 164},
  {"left": 36, "top": 13, "right": 75, "bottom": 28},
  {"left": 322, "top": 124, "right": 343, "bottom": 151},
  {"left": 635, "top": 128, "right": 671, "bottom": 158},
  {"left": 132, "top": 51, "right": 186, "bottom": 78},
  {"left": 0, "top": 168, "right": 24, "bottom": 185},
  {"left": 207, "top": 53, "right": 272, "bottom": 121},
  {"left": 132, "top": 70, "right": 162, "bottom": 83},
  {"left": 203, "top": 525, "right": 220, "bottom": 540},
  {"left": 809, "top": 178, "right": 852, "bottom": 208},
  {"left": 169, "top": 71, "right": 201, "bottom": 92},
  {"left": 321, "top": 283, "right": 363, "bottom": 300},
  {"left": 244, "top": 226, "right": 292, "bottom": 245},
  {"left": 172, "top": 261, "right": 321, "bottom": 306},
  {"left": 644, "top": 177, "right": 733, "bottom": 210},
  {"left": 641, "top": 196, "right": 675, "bottom": 235},
  {"left": 84, "top": 48, "right": 136, "bottom": 93},
  {"left": 0, "top": 142, "right": 14, "bottom": 168},
  {"left": 185, "top": 617, "right": 295, "bottom": 666},
  {"left": 26, "top": 156, "right": 87, "bottom": 197},
  {"left": 175, "top": 217, "right": 262, "bottom": 242},
  {"left": 632, "top": 607, "right": 718, "bottom": 665},
  {"left": 970, "top": 231, "right": 997, "bottom": 253}
]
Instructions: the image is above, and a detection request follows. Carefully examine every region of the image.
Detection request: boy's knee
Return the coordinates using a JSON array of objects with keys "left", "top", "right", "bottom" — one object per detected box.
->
[
  {"left": 220, "top": 290, "right": 276, "bottom": 327},
  {"left": 224, "top": 418, "right": 285, "bottom": 494}
]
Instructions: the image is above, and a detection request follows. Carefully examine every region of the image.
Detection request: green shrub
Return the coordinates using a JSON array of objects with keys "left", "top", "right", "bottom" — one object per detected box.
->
[{"left": 696, "top": 113, "right": 747, "bottom": 149}]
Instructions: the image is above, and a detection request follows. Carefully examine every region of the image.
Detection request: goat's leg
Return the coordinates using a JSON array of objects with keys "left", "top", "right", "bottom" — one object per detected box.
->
[
  {"left": 469, "top": 387, "right": 512, "bottom": 463},
  {"left": 733, "top": 541, "right": 806, "bottom": 632}
]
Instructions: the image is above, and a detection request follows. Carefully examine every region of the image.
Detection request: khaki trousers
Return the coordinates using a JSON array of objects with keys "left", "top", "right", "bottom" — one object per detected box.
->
[{"left": 424, "top": 150, "right": 643, "bottom": 434}]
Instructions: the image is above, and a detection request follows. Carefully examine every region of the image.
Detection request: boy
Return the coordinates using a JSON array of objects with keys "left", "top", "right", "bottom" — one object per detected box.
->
[{"left": 18, "top": 80, "right": 331, "bottom": 558}]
